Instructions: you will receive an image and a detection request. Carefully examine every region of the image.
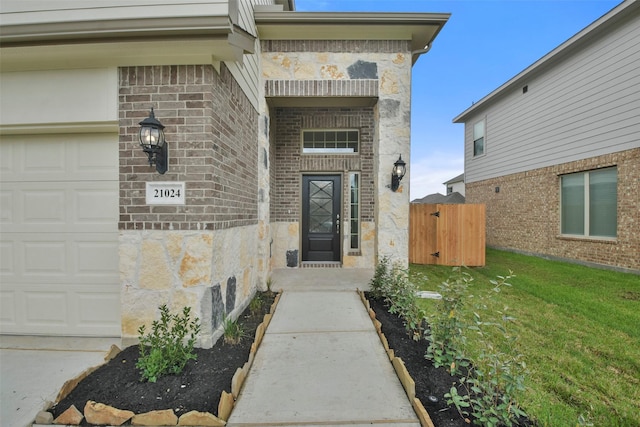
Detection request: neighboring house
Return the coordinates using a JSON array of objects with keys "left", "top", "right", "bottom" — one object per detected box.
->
[
  {"left": 412, "top": 192, "right": 465, "bottom": 204},
  {"left": 443, "top": 173, "right": 465, "bottom": 196},
  {"left": 0, "top": 1, "right": 449, "bottom": 345},
  {"left": 411, "top": 173, "right": 465, "bottom": 203},
  {"left": 453, "top": 1, "right": 639, "bottom": 273}
]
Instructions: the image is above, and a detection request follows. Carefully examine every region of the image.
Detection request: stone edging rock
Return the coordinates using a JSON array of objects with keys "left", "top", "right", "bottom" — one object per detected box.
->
[
  {"left": 32, "top": 291, "right": 283, "bottom": 427},
  {"left": 357, "top": 290, "right": 435, "bottom": 427}
]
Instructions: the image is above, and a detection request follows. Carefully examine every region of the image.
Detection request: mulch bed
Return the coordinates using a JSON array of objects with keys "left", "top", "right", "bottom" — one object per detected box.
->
[
  {"left": 366, "top": 293, "right": 535, "bottom": 427},
  {"left": 49, "top": 291, "right": 276, "bottom": 425},
  {"left": 50, "top": 290, "right": 533, "bottom": 426},
  {"left": 366, "top": 294, "right": 469, "bottom": 427}
]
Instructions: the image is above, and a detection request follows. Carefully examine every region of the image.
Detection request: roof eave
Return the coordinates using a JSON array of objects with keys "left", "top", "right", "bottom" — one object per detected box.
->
[
  {"left": 0, "top": 16, "right": 256, "bottom": 70},
  {"left": 255, "top": 11, "right": 450, "bottom": 62}
]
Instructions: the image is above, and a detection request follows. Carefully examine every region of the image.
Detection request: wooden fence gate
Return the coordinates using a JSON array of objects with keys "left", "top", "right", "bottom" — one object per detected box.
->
[{"left": 409, "top": 203, "right": 486, "bottom": 266}]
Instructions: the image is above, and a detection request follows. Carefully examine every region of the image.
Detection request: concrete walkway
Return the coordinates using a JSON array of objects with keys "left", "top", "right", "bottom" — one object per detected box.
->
[{"left": 228, "top": 268, "right": 419, "bottom": 427}]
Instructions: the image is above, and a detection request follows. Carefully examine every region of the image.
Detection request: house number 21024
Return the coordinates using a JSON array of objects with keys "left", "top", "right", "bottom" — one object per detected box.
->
[
  {"left": 146, "top": 182, "right": 186, "bottom": 205},
  {"left": 154, "top": 188, "right": 181, "bottom": 198}
]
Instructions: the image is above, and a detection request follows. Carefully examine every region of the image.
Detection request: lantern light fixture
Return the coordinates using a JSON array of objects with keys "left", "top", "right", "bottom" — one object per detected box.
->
[
  {"left": 391, "top": 154, "right": 406, "bottom": 192},
  {"left": 138, "top": 107, "right": 168, "bottom": 174}
]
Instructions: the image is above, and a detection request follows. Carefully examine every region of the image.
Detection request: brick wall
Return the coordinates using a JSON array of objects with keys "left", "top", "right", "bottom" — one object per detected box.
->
[
  {"left": 466, "top": 148, "right": 640, "bottom": 272},
  {"left": 262, "top": 39, "right": 410, "bottom": 53},
  {"left": 118, "top": 64, "right": 258, "bottom": 230},
  {"left": 270, "top": 107, "right": 375, "bottom": 223}
]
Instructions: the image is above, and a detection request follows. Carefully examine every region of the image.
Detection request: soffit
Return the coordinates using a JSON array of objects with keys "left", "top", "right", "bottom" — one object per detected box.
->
[
  {"left": 1, "top": 38, "right": 249, "bottom": 72},
  {"left": 0, "top": 15, "right": 255, "bottom": 71},
  {"left": 255, "top": 11, "right": 450, "bottom": 54}
]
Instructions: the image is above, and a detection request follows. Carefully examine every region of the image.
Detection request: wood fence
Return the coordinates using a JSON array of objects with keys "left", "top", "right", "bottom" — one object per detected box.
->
[{"left": 409, "top": 203, "right": 486, "bottom": 266}]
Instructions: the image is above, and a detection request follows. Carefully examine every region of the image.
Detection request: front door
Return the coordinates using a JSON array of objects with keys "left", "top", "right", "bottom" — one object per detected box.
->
[{"left": 302, "top": 175, "right": 341, "bottom": 262}]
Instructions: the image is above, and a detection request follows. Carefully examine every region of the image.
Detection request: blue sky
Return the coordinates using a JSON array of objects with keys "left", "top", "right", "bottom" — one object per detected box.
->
[{"left": 295, "top": 0, "right": 622, "bottom": 199}]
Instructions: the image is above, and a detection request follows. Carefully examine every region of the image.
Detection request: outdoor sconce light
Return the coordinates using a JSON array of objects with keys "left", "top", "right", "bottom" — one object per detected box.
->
[
  {"left": 390, "top": 155, "right": 406, "bottom": 192},
  {"left": 139, "top": 107, "right": 168, "bottom": 174}
]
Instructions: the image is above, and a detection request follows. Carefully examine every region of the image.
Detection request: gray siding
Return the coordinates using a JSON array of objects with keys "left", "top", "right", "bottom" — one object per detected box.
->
[
  {"left": 0, "top": 1, "right": 229, "bottom": 23},
  {"left": 224, "top": 0, "right": 275, "bottom": 110},
  {"left": 465, "top": 11, "right": 640, "bottom": 183}
]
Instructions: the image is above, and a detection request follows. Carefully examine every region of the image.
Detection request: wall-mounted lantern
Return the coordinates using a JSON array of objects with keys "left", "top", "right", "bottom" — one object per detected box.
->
[
  {"left": 138, "top": 107, "right": 168, "bottom": 174},
  {"left": 390, "top": 155, "right": 406, "bottom": 192}
]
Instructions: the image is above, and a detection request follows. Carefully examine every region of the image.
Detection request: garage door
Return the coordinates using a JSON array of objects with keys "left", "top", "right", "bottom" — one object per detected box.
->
[{"left": 0, "top": 133, "right": 120, "bottom": 336}]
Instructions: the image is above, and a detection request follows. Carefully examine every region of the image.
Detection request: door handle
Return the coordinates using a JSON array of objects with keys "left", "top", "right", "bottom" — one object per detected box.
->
[{"left": 336, "top": 214, "right": 340, "bottom": 234}]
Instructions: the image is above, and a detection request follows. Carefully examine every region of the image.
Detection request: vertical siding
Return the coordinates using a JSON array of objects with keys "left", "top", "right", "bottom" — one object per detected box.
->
[
  {"left": 409, "top": 203, "right": 486, "bottom": 266},
  {"left": 465, "top": 11, "right": 640, "bottom": 183}
]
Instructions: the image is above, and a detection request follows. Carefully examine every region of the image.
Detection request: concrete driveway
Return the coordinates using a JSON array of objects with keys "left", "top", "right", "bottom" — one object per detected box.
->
[{"left": 0, "top": 336, "right": 119, "bottom": 427}]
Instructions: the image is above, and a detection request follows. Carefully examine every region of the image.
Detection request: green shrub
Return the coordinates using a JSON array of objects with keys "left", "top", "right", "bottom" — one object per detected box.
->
[
  {"left": 425, "top": 267, "right": 473, "bottom": 375},
  {"left": 137, "top": 305, "right": 201, "bottom": 383},
  {"left": 369, "top": 256, "right": 393, "bottom": 300},
  {"left": 371, "top": 257, "right": 426, "bottom": 340},
  {"left": 385, "top": 265, "right": 426, "bottom": 341},
  {"left": 437, "top": 271, "right": 529, "bottom": 426}
]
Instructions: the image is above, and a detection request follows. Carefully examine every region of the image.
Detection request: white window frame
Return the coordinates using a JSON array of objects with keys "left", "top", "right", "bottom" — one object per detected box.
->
[
  {"left": 472, "top": 119, "right": 485, "bottom": 157},
  {"left": 301, "top": 129, "right": 359, "bottom": 154},
  {"left": 349, "top": 172, "right": 360, "bottom": 250},
  {"left": 560, "top": 168, "right": 617, "bottom": 240}
]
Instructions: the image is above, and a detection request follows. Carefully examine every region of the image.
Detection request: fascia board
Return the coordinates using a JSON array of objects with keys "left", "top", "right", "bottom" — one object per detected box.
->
[{"left": 0, "top": 16, "right": 234, "bottom": 46}]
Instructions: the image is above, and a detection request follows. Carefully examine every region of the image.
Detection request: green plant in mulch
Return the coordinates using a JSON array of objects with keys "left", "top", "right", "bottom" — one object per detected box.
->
[
  {"left": 266, "top": 276, "right": 274, "bottom": 297},
  {"left": 426, "top": 269, "right": 528, "bottom": 426},
  {"left": 369, "top": 256, "right": 393, "bottom": 300},
  {"left": 370, "top": 257, "right": 426, "bottom": 341},
  {"left": 385, "top": 265, "right": 426, "bottom": 341},
  {"left": 249, "top": 293, "right": 264, "bottom": 318},
  {"left": 136, "top": 305, "right": 201, "bottom": 383},
  {"left": 425, "top": 267, "right": 473, "bottom": 375},
  {"left": 223, "top": 315, "right": 245, "bottom": 345}
]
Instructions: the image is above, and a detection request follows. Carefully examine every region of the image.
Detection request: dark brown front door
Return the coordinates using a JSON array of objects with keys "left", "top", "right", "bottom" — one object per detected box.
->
[{"left": 302, "top": 175, "right": 341, "bottom": 262}]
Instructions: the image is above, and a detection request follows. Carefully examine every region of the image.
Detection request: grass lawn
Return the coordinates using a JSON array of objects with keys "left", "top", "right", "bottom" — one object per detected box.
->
[{"left": 411, "top": 248, "right": 640, "bottom": 427}]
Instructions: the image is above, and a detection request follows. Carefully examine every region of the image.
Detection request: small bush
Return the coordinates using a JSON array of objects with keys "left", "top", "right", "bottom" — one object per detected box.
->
[
  {"left": 433, "top": 270, "right": 529, "bottom": 426},
  {"left": 369, "top": 256, "right": 393, "bottom": 300},
  {"left": 385, "top": 265, "right": 426, "bottom": 341},
  {"left": 371, "top": 257, "right": 425, "bottom": 340},
  {"left": 425, "top": 267, "right": 473, "bottom": 375},
  {"left": 137, "top": 305, "right": 201, "bottom": 383}
]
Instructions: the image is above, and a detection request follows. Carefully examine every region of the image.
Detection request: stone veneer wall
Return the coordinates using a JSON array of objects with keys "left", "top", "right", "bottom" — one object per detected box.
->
[
  {"left": 118, "top": 64, "right": 262, "bottom": 347},
  {"left": 262, "top": 40, "right": 413, "bottom": 268},
  {"left": 466, "top": 148, "right": 640, "bottom": 272}
]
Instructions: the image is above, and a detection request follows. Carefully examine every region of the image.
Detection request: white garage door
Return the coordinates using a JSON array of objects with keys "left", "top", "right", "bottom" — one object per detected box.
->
[{"left": 0, "top": 133, "right": 120, "bottom": 336}]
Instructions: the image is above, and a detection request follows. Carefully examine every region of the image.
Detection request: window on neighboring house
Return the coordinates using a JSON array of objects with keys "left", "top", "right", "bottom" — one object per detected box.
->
[
  {"left": 561, "top": 167, "right": 617, "bottom": 238},
  {"left": 349, "top": 173, "right": 360, "bottom": 250},
  {"left": 473, "top": 120, "right": 485, "bottom": 157},
  {"left": 447, "top": 185, "right": 453, "bottom": 195},
  {"left": 302, "top": 130, "right": 359, "bottom": 154}
]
